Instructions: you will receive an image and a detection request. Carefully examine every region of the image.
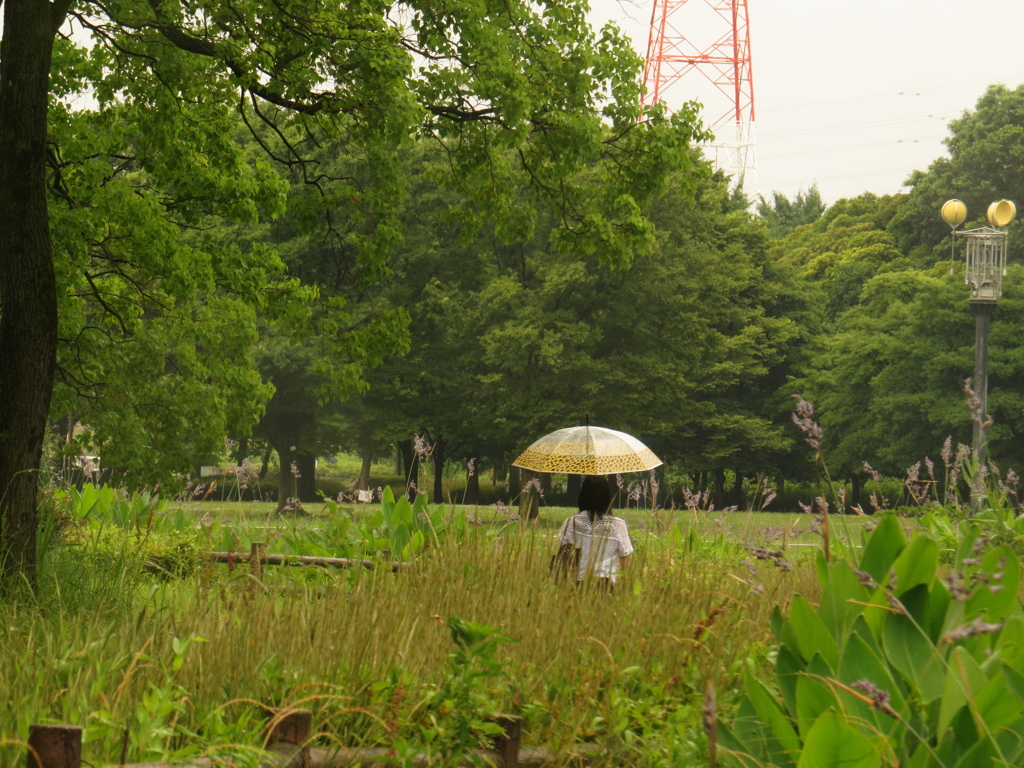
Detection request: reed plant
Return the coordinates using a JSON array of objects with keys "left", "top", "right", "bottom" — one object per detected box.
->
[{"left": 0, "top": 517, "right": 817, "bottom": 768}]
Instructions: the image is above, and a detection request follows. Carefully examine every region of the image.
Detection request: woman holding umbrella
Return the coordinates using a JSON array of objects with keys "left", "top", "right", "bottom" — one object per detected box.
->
[
  {"left": 513, "top": 423, "right": 656, "bottom": 589},
  {"left": 558, "top": 475, "right": 633, "bottom": 590}
]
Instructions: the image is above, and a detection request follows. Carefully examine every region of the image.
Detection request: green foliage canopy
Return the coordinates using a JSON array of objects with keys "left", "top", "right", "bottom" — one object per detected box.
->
[{"left": 0, "top": 0, "right": 709, "bottom": 585}]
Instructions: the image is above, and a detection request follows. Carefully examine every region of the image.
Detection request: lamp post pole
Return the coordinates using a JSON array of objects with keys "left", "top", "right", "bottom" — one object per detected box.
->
[
  {"left": 970, "top": 300, "right": 994, "bottom": 466},
  {"left": 942, "top": 198, "right": 1016, "bottom": 513}
]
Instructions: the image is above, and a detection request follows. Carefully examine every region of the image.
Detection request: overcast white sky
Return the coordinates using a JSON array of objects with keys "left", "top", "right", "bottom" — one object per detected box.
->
[{"left": 590, "top": 0, "right": 1024, "bottom": 205}]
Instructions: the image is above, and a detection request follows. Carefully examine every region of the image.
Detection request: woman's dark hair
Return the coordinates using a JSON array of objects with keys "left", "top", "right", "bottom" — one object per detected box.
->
[{"left": 578, "top": 475, "right": 613, "bottom": 521}]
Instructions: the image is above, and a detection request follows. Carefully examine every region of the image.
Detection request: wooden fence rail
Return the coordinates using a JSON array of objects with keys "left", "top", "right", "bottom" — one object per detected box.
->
[
  {"left": 25, "top": 708, "right": 589, "bottom": 768},
  {"left": 205, "top": 544, "right": 408, "bottom": 575}
]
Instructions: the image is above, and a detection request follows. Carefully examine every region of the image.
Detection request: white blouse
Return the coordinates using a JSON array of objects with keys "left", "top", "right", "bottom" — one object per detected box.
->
[{"left": 558, "top": 511, "right": 633, "bottom": 583}]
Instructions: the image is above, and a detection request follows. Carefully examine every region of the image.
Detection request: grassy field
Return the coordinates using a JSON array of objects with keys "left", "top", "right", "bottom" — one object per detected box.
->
[
  {"left": 0, "top": 500, "right": 859, "bottom": 768},
  {"left": 180, "top": 497, "right": 868, "bottom": 552}
]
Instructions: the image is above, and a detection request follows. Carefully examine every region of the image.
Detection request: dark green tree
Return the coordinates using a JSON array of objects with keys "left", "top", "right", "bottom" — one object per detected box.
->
[
  {"left": 0, "top": 0, "right": 708, "bottom": 588},
  {"left": 889, "top": 84, "right": 1024, "bottom": 264},
  {"left": 756, "top": 185, "right": 826, "bottom": 239},
  {"left": 380, "top": 163, "right": 819, "bottom": 500},
  {"left": 772, "top": 194, "right": 910, "bottom": 323},
  {"left": 804, "top": 265, "right": 1024, "bottom": 479}
]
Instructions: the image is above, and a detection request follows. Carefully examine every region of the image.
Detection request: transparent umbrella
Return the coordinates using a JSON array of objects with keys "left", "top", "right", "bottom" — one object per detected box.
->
[{"left": 512, "top": 425, "right": 662, "bottom": 476}]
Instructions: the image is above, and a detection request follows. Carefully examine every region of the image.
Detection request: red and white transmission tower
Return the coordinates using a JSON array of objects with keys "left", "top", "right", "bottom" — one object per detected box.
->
[{"left": 643, "top": 0, "right": 756, "bottom": 193}]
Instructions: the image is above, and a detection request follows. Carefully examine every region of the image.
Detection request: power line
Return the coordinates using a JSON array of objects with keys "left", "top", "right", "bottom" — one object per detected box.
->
[
  {"left": 759, "top": 112, "right": 959, "bottom": 140},
  {"left": 762, "top": 135, "right": 948, "bottom": 160},
  {"left": 765, "top": 75, "right": 1024, "bottom": 113},
  {"left": 769, "top": 165, "right": 924, "bottom": 189}
]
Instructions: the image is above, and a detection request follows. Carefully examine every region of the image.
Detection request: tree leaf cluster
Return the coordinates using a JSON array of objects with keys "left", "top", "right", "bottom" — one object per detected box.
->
[{"left": 770, "top": 85, "right": 1024, "bottom": 482}]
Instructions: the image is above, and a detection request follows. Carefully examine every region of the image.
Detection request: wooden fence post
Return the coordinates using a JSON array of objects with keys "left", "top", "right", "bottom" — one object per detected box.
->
[
  {"left": 490, "top": 715, "right": 522, "bottom": 768},
  {"left": 27, "top": 725, "right": 82, "bottom": 768},
  {"left": 250, "top": 542, "right": 266, "bottom": 580},
  {"left": 262, "top": 708, "right": 311, "bottom": 768}
]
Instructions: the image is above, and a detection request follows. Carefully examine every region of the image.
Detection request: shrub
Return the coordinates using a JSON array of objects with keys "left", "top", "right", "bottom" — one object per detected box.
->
[
  {"left": 718, "top": 513, "right": 1024, "bottom": 767},
  {"left": 50, "top": 484, "right": 206, "bottom": 581}
]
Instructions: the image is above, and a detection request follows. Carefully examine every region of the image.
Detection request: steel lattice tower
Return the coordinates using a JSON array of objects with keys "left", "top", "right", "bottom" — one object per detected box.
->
[{"left": 643, "top": 0, "right": 756, "bottom": 191}]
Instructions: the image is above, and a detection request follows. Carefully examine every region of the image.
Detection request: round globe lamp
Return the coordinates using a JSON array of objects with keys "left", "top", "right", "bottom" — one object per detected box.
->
[
  {"left": 941, "top": 199, "right": 967, "bottom": 228},
  {"left": 987, "top": 199, "right": 1016, "bottom": 228}
]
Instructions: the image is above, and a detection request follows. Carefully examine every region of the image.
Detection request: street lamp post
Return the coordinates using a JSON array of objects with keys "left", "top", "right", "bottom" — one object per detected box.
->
[{"left": 942, "top": 198, "right": 1016, "bottom": 510}]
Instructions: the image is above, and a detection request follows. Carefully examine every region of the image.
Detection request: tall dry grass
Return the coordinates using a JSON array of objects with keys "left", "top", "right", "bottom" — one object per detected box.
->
[{"left": 0, "top": 522, "right": 820, "bottom": 768}]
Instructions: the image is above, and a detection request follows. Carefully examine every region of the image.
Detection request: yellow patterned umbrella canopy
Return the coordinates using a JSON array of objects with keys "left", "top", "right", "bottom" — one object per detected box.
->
[{"left": 512, "top": 425, "right": 663, "bottom": 475}]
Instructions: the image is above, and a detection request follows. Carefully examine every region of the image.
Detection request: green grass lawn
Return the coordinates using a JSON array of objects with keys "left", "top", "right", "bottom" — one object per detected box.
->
[{"left": 178, "top": 497, "right": 868, "bottom": 554}]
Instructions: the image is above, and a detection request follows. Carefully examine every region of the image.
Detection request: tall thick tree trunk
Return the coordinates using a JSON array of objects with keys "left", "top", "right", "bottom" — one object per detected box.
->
[
  {"left": 465, "top": 453, "right": 480, "bottom": 505},
  {"left": 276, "top": 444, "right": 299, "bottom": 512},
  {"left": 259, "top": 410, "right": 312, "bottom": 512},
  {"left": 713, "top": 468, "right": 726, "bottom": 509},
  {"left": 296, "top": 451, "right": 317, "bottom": 503},
  {"left": 566, "top": 474, "right": 581, "bottom": 507},
  {"left": 396, "top": 439, "right": 420, "bottom": 500},
  {"left": 358, "top": 452, "right": 372, "bottom": 491},
  {"left": 235, "top": 436, "right": 249, "bottom": 465},
  {"left": 260, "top": 421, "right": 299, "bottom": 512},
  {"left": 0, "top": 1, "right": 63, "bottom": 591},
  {"left": 432, "top": 437, "right": 446, "bottom": 504},
  {"left": 519, "top": 472, "right": 539, "bottom": 520},
  {"left": 492, "top": 457, "right": 507, "bottom": 488},
  {"left": 508, "top": 466, "right": 522, "bottom": 499},
  {"left": 774, "top": 476, "right": 785, "bottom": 510},
  {"left": 850, "top": 472, "right": 863, "bottom": 514},
  {"left": 539, "top": 472, "right": 552, "bottom": 499},
  {"left": 259, "top": 444, "right": 273, "bottom": 479}
]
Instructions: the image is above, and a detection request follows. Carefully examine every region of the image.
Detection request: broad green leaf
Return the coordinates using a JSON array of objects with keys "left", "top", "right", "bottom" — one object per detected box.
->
[
  {"left": 883, "top": 611, "right": 945, "bottom": 703},
  {"left": 971, "top": 669, "right": 1024, "bottom": 733},
  {"left": 839, "top": 632, "right": 907, "bottom": 732},
  {"left": 815, "top": 550, "right": 830, "bottom": 585},
  {"left": 850, "top": 614, "right": 884, "bottom": 658},
  {"left": 794, "top": 655, "right": 839, "bottom": 737},
  {"left": 861, "top": 587, "right": 896, "bottom": 637},
  {"left": 950, "top": 735, "right": 996, "bottom": 768},
  {"left": 745, "top": 674, "right": 801, "bottom": 766},
  {"left": 900, "top": 581, "right": 951, "bottom": 645},
  {"left": 993, "top": 715, "right": 1024, "bottom": 763},
  {"left": 724, "top": 696, "right": 774, "bottom": 765},
  {"left": 790, "top": 594, "right": 839, "bottom": 669},
  {"left": 776, "top": 644, "right": 803, "bottom": 717},
  {"left": 795, "top": 674, "right": 836, "bottom": 737},
  {"left": 966, "top": 545, "right": 1020, "bottom": 622},
  {"left": 1004, "top": 664, "right": 1024, "bottom": 704},
  {"left": 954, "top": 525, "right": 984, "bottom": 567},
  {"left": 890, "top": 533, "right": 938, "bottom": 598},
  {"left": 902, "top": 744, "right": 933, "bottom": 768},
  {"left": 401, "top": 530, "right": 426, "bottom": 559},
  {"left": 858, "top": 514, "right": 906, "bottom": 584},
  {"left": 818, "top": 560, "right": 870, "bottom": 640},
  {"left": 716, "top": 720, "right": 765, "bottom": 765},
  {"left": 796, "top": 710, "right": 881, "bottom": 768},
  {"left": 995, "top": 615, "right": 1024, "bottom": 670},
  {"left": 937, "top": 706, "right": 980, "bottom": 766},
  {"left": 939, "top": 646, "right": 988, "bottom": 735},
  {"left": 775, "top": 606, "right": 802, "bottom": 661}
]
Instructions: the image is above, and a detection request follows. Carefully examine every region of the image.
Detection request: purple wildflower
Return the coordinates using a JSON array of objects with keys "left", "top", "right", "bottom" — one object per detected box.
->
[
  {"left": 791, "top": 394, "right": 824, "bottom": 451},
  {"left": 944, "top": 616, "right": 1003, "bottom": 643},
  {"left": 851, "top": 680, "right": 897, "bottom": 717}
]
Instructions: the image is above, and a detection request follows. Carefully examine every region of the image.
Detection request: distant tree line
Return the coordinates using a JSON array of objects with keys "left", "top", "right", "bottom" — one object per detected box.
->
[{"left": 40, "top": 59, "right": 1024, "bottom": 522}]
